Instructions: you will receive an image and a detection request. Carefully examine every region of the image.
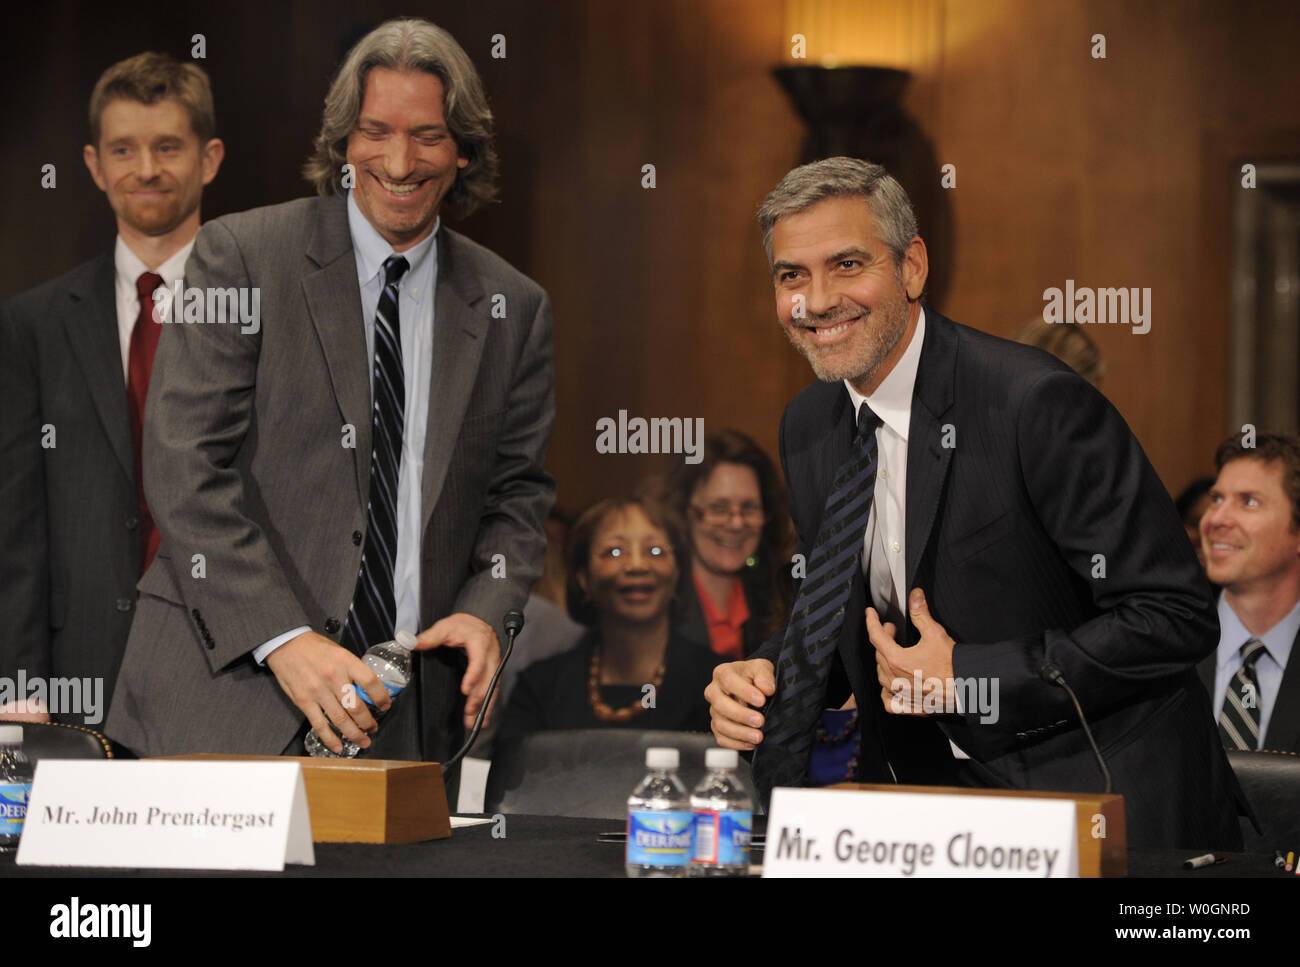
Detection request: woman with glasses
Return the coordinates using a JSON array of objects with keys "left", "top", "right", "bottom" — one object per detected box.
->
[{"left": 661, "top": 430, "right": 795, "bottom": 661}]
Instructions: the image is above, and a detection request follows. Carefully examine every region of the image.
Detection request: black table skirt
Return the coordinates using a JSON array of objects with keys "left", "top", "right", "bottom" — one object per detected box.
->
[{"left": 0, "top": 815, "right": 1288, "bottom": 877}]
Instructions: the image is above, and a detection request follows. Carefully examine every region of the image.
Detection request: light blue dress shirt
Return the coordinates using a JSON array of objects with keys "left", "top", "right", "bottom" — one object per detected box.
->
[
  {"left": 254, "top": 193, "right": 438, "bottom": 661},
  {"left": 1212, "top": 592, "right": 1300, "bottom": 747}
]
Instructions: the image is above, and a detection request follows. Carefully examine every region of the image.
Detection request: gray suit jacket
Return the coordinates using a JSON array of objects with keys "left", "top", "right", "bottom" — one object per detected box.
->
[
  {"left": 1, "top": 254, "right": 143, "bottom": 724},
  {"left": 105, "top": 195, "right": 555, "bottom": 764}
]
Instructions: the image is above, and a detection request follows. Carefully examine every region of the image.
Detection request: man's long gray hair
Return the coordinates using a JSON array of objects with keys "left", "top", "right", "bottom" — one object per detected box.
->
[{"left": 302, "top": 18, "right": 497, "bottom": 217}]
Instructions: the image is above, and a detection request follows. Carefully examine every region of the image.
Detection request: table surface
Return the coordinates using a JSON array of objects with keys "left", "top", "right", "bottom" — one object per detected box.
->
[{"left": 0, "top": 815, "right": 1289, "bottom": 877}]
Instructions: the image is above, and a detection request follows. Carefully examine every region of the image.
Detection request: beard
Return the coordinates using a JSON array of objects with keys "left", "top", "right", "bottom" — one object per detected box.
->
[{"left": 783, "top": 284, "right": 912, "bottom": 386}]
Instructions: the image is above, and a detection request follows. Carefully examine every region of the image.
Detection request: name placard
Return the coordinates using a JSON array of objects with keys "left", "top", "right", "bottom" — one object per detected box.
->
[
  {"left": 763, "top": 787, "right": 1078, "bottom": 878},
  {"left": 16, "top": 760, "right": 315, "bottom": 871}
]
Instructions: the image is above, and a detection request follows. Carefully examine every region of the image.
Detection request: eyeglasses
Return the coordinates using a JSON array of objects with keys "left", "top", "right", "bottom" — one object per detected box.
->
[{"left": 691, "top": 501, "right": 765, "bottom": 526}]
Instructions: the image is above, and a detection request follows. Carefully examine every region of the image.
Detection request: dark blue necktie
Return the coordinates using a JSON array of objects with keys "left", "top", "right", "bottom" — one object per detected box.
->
[
  {"left": 343, "top": 254, "right": 409, "bottom": 655},
  {"left": 752, "top": 403, "right": 882, "bottom": 793}
]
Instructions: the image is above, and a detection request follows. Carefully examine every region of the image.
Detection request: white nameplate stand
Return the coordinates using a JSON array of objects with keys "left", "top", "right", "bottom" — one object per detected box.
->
[
  {"left": 763, "top": 786, "right": 1082, "bottom": 878},
  {"left": 17, "top": 760, "right": 314, "bottom": 871}
]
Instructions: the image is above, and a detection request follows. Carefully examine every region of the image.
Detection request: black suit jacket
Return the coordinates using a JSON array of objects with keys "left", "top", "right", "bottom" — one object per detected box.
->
[
  {"left": 1197, "top": 619, "right": 1300, "bottom": 752},
  {"left": 0, "top": 253, "right": 142, "bottom": 725},
  {"left": 753, "top": 309, "right": 1241, "bottom": 850},
  {"left": 497, "top": 629, "right": 721, "bottom": 746},
  {"left": 675, "top": 574, "right": 769, "bottom": 660}
]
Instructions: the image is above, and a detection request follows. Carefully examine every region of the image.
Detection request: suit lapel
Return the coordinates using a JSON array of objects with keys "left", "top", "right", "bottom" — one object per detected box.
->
[
  {"left": 1197, "top": 654, "right": 1216, "bottom": 699},
  {"left": 64, "top": 254, "right": 135, "bottom": 483},
  {"left": 905, "top": 310, "right": 957, "bottom": 595},
  {"left": 1264, "top": 624, "right": 1300, "bottom": 751},
  {"left": 302, "top": 196, "right": 372, "bottom": 507},
  {"left": 420, "top": 229, "right": 489, "bottom": 535}
]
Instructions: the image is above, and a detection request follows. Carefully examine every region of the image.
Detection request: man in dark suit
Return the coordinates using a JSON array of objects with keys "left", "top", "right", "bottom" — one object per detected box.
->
[
  {"left": 705, "top": 158, "right": 1240, "bottom": 849},
  {"left": 1197, "top": 433, "right": 1300, "bottom": 752},
  {"left": 104, "top": 19, "right": 554, "bottom": 785},
  {"left": 0, "top": 53, "right": 224, "bottom": 727}
]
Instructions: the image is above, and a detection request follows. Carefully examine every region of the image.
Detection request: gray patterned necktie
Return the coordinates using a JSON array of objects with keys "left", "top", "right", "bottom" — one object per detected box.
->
[{"left": 1219, "top": 638, "right": 1267, "bottom": 750}]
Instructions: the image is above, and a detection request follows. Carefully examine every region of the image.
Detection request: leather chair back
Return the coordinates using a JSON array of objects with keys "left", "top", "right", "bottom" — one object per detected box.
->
[
  {"left": 1228, "top": 749, "right": 1300, "bottom": 852},
  {"left": 486, "top": 729, "right": 750, "bottom": 819},
  {"left": 12, "top": 722, "right": 118, "bottom": 763}
]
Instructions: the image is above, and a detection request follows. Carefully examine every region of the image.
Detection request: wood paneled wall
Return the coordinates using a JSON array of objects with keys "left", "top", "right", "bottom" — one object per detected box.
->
[{"left": 3, "top": 0, "right": 1297, "bottom": 512}]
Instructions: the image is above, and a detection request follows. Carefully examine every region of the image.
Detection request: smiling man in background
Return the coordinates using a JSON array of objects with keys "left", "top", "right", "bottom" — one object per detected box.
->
[
  {"left": 105, "top": 19, "right": 555, "bottom": 789},
  {"left": 1, "top": 52, "right": 223, "bottom": 727},
  {"left": 1199, "top": 433, "right": 1300, "bottom": 752}
]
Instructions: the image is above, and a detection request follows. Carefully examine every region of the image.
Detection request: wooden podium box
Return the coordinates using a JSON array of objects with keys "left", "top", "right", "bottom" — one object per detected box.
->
[
  {"left": 169, "top": 754, "right": 451, "bottom": 844},
  {"left": 828, "top": 783, "right": 1127, "bottom": 877}
]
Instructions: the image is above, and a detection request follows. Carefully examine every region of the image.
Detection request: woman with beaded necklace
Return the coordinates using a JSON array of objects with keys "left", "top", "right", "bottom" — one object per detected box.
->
[{"left": 497, "top": 497, "right": 720, "bottom": 743}]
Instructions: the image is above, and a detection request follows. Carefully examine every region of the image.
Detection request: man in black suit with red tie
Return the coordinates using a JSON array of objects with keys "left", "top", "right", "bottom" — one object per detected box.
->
[
  {"left": 0, "top": 53, "right": 223, "bottom": 726},
  {"left": 705, "top": 157, "right": 1241, "bottom": 849}
]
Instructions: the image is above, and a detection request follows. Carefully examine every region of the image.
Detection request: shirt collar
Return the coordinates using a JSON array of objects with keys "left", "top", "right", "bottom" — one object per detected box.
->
[
  {"left": 114, "top": 235, "right": 195, "bottom": 292},
  {"left": 844, "top": 305, "right": 926, "bottom": 438},
  {"left": 1217, "top": 591, "right": 1300, "bottom": 668},
  {"left": 346, "top": 189, "right": 438, "bottom": 288}
]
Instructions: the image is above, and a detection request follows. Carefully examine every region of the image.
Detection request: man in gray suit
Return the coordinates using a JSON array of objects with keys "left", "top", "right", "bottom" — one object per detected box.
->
[
  {"left": 105, "top": 19, "right": 555, "bottom": 779},
  {"left": 0, "top": 53, "right": 224, "bottom": 727}
]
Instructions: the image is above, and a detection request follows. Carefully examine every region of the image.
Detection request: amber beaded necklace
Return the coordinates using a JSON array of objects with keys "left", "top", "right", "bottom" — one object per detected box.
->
[{"left": 587, "top": 646, "right": 666, "bottom": 723}]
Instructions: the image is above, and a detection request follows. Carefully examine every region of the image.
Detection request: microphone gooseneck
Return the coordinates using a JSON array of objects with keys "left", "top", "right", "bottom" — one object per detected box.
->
[
  {"left": 442, "top": 609, "right": 525, "bottom": 775},
  {"left": 1038, "top": 659, "right": 1112, "bottom": 795}
]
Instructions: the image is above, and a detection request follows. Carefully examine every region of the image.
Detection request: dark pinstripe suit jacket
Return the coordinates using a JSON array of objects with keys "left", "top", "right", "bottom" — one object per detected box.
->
[
  {"left": 0, "top": 253, "right": 142, "bottom": 724},
  {"left": 754, "top": 308, "right": 1241, "bottom": 850}
]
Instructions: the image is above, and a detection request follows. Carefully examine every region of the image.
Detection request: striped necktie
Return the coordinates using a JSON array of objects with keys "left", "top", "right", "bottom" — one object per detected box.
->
[
  {"left": 1219, "top": 638, "right": 1267, "bottom": 750},
  {"left": 752, "top": 403, "right": 882, "bottom": 794},
  {"left": 343, "top": 254, "right": 409, "bottom": 655}
]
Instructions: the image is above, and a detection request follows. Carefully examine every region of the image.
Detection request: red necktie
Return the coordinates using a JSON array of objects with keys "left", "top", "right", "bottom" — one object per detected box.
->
[{"left": 127, "top": 271, "right": 164, "bottom": 574}]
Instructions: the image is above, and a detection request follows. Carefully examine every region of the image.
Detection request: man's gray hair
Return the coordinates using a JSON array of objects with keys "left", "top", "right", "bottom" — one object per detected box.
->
[
  {"left": 302, "top": 18, "right": 497, "bottom": 217},
  {"left": 757, "top": 157, "right": 918, "bottom": 266}
]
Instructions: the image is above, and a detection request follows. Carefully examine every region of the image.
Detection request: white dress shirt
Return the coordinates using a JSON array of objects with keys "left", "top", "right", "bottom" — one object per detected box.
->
[
  {"left": 843, "top": 308, "right": 967, "bottom": 758},
  {"left": 113, "top": 236, "right": 194, "bottom": 381},
  {"left": 844, "top": 308, "right": 925, "bottom": 624}
]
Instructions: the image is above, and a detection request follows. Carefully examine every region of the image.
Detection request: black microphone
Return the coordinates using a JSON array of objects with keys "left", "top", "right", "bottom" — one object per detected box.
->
[
  {"left": 1038, "top": 658, "right": 1113, "bottom": 795},
  {"left": 442, "top": 609, "right": 525, "bottom": 774}
]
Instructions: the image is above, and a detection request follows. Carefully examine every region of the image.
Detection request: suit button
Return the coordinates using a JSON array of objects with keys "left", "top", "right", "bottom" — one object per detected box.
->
[
  {"left": 325, "top": 618, "right": 340, "bottom": 634},
  {"left": 115, "top": 598, "right": 133, "bottom": 612},
  {"left": 126, "top": 516, "right": 139, "bottom": 530},
  {"left": 351, "top": 531, "right": 362, "bottom": 546}
]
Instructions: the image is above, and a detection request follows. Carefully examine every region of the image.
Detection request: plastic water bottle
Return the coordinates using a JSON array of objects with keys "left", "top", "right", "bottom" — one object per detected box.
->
[
  {"left": 626, "top": 747, "right": 692, "bottom": 877},
  {"left": 0, "top": 725, "right": 34, "bottom": 852},
  {"left": 304, "top": 630, "right": 416, "bottom": 758},
  {"left": 689, "top": 748, "right": 753, "bottom": 876}
]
